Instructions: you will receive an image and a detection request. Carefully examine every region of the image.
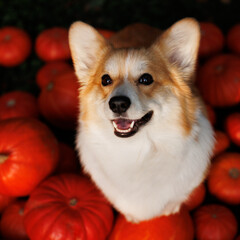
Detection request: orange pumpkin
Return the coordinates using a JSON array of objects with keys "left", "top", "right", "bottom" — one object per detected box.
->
[
  {"left": 97, "top": 28, "right": 115, "bottom": 39},
  {"left": 212, "top": 130, "right": 230, "bottom": 157},
  {"left": 0, "top": 27, "right": 31, "bottom": 67},
  {"left": 227, "top": 24, "right": 240, "bottom": 54},
  {"left": 108, "top": 207, "right": 194, "bottom": 240},
  {"left": 193, "top": 204, "right": 238, "bottom": 240},
  {"left": 36, "top": 61, "right": 73, "bottom": 88},
  {"left": 205, "top": 104, "right": 216, "bottom": 126},
  {"left": 0, "top": 200, "right": 28, "bottom": 240},
  {"left": 0, "top": 91, "right": 39, "bottom": 120},
  {"left": 184, "top": 183, "right": 206, "bottom": 211},
  {"left": 198, "top": 22, "right": 224, "bottom": 58},
  {"left": 38, "top": 70, "right": 79, "bottom": 129},
  {"left": 207, "top": 152, "right": 240, "bottom": 204},
  {"left": 225, "top": 112, "right": 240, "bottom": 146},
  {"left": 197, "top": 54, "right": 240, "bottom": 107},
  {"left": 35, "top": 27, "right": 71, "bottom": 61}
]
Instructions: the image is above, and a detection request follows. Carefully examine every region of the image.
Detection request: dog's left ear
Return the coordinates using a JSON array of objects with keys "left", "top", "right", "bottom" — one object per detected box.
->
[
  {"left": 153, "top": 18, "right": 200, "bottom": 80},
  {"left": 69, "top": 21, "right": 109, "bottom": 82}
]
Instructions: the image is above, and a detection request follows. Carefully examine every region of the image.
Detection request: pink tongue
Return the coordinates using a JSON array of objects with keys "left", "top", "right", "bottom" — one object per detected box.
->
[{"left": 114, "top": 119, "right": 133, "bottom": 130}]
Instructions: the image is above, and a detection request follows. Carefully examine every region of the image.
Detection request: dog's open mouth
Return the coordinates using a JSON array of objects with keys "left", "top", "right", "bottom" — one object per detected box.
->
[{"left": 111, "top": 111, "right": 153, "bottom": 137}]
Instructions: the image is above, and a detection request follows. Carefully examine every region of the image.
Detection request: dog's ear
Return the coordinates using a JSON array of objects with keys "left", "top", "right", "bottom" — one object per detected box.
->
[
  {"left": 69, "top": 21, "right": 108, "bottom": 82},
  {"left": 153, "top": 18, "right": 200, "bottom": 80}
]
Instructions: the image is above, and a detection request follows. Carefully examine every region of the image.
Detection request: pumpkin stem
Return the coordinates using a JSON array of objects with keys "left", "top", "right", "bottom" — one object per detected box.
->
[
  {"left": 0, "top": 154, "right": 8, "bottom": 164},
  {"left": 229, "top": 168, "right": 240, "bottom": 179},
  {"left": 6, "top": 99, "right": 16, "bottom": 107},
  {"left": 215, "top": 64, "right": 224, "bottom": 73},
  {"left": 211, "top": 213, "right": 217, "bottom": 219},
  {"left": 69, "top": 198, "right": 78, "bottom": 207},
  {"left": 47, "top": 81, "right": 54, "bottom": 91},
  {"left": 4, "top": 34, "right": 11, "bottom": 41},
  {"left": 19, "top": 207, "right": 24, "bottom": 216}
]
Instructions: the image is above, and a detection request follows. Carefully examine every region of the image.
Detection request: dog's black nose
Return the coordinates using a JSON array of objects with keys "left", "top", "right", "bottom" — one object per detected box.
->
[{"left": 109, "top": 96, "right": 131, "bottom": 114}]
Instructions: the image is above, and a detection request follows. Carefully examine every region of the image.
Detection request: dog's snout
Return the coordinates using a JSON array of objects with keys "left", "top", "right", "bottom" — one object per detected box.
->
[{"left": 109, "top": 96, "right": 131, "bottom": 114}]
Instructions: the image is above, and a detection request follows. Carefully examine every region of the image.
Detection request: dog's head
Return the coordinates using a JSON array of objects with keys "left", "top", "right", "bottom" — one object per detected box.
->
[{"left": 69, "top": 18, "right": 200, "bottom": 138}]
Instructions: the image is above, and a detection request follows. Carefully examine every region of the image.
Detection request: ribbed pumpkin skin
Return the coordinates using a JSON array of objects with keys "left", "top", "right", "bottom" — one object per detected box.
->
[
  {"left": 197, "top": 54, "right": 240, "bottom": 107},
  {"left": 24, "top": 174, "right": 114, "bottom": 240},
  {"left": 198, "top": 22, "right": 224, "bottom": 58},
  {"left": 0, "top": 118, "right": 59, "bottom": 196},
  {"left": 193, "top": 204, "right": 238, "bottom": 240}
]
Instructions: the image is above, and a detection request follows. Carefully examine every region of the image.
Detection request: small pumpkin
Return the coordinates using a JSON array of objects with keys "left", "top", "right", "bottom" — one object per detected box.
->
[
  {"left": 225, "top": 112, "right": 240, "bottom": 146},
  {"left": 205, "top": 104, "right": 216, "bottom": 126},
  {"left": 0, "top": 90, "right": 39, "bottom": 120},
  {"left": 197, "top": 54, "right": 240, "bottom": 107},
  {"left": 36, "top": 61, "right": 73, "bottom": 88},
  {"left": 184, "top": 183, "right": 206, "bottom": 211},
  {"left": 97, "top": 28, "right": 115, "bottom": 39},
  {"left": 0, "top": 118, "right": 59, "bottom": 196},
  {"left": 0, "top": 26, "right": 31, "bottom": 67},
  {"left": 227, "top": 23, "right": 240, "bottom": 54},
  {"left": 35, "top": 27, "right": 71, "bottom": 61},
  {"left": 0, "top": 194, "right": 15, "bottom": 213},
  {"left": 198, "top": 22, "right": 224, "bottom": 58},
  {"left": 207, "top": 152, "right": 240, "bottom": 204},
  {"left": 0, "top": 200, "right": 28, "bottom": 240},
  {"left": 193, "top": 204, "right": 238, "bottom": 240},
  {"left": 108, "top": 207, "right": 194, "bottom": 240},
  {"left": 38, "top": 70, "right": 79, "bottom": 129},
  {"left": 212, "top": 130, "right": 230, "bottom": 157},
  {"left": 24, "top": 174, "right": 114, "bottom": 240}
]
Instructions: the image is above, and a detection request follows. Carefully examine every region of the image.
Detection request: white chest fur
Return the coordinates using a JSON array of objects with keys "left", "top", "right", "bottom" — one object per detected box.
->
[{"left": 76, "top": 112, "right": 214, "bottom": 222}]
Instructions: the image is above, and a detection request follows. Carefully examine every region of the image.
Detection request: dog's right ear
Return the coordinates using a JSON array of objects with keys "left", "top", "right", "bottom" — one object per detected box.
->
[{"left": 69, "top": 21, "right": 108, "bottom": 82}]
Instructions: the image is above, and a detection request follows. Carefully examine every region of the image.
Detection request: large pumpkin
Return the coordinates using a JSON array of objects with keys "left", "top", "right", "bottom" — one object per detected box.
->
[
  {"left": 0, "top": 26, "right": 31, "bottom": 67},
  {"left": 197, "top": 54, "right": 240, "bottom": 107},
  {"left": 36, "top": 61, "right": 73, "bottom": 88},
  {"left": 24, "top": 174, "right": 114, "bottom": 240},
  {"left": 198, "top": 22, "right": 224, "bottom": 58},
  {"left": 193, "top": 204, "right": 238, "bottom": 240},
  {"left": 35, "top": 27, "right": 71, "bottom": 61},
  {"left": 225, "top": 112, "right": 240, "bottom": 146},
  {"left": 0, "top": 118, "right": 59, "bottom": 196},
  {"left": 38, "top": 70, "right": 79, "bottom": 129},
  {"left": 207, "top": 152, "right": 240, "bottom": 204},
  {"left": 0, "top": 200, "right": 28, "bottom": 240},
  {"left": 108, "top": 207, "right": 194, "bottom": 240},
  {"left": 0, "top": 91, "right": 39, "bottom": 120}
]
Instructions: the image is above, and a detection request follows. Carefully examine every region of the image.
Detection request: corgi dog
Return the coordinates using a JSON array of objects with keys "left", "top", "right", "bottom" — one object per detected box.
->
[{"left": 69, "top": 18, "right": 214, "bottom": 222}]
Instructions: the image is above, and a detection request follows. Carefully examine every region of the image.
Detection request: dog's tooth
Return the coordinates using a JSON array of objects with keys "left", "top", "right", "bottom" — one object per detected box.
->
[
  {"left": 130, "top": 121, "right": 135, "bottom": 129},
  {"left": 112, "top": 121, "right": 118, "bottom": 129}
]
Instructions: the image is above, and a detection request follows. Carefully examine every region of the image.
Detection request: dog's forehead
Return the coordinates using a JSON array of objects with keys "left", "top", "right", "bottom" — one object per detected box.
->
[{"left": 104, "top": 49, "right": 149, "bottom": 80}]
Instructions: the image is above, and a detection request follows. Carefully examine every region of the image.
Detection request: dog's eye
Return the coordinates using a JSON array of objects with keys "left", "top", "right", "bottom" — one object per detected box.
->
[
  {"left": 138, "top": 73, "right": 154, "bottom": 85},
  {"left": 101, "top": 74, "right": 113, "bottom": 86}
]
